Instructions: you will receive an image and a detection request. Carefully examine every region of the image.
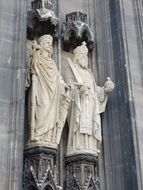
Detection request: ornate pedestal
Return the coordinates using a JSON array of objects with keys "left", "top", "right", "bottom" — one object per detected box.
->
[
  {"left": 65, "top": 154, "right": 100, "bottom": 190},
  {"left": 23, "top": 147, "right": 61, "bottom": 190}
]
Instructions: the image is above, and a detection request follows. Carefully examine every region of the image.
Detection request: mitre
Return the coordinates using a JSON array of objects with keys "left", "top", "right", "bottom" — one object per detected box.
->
[{"left": 73, "top": 41, "right": 88, "bottom": 56}]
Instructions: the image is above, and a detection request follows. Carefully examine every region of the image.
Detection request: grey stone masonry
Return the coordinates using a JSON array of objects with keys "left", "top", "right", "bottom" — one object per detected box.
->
[
  {"left": 0, "top": 0, "right": 26, "bottom": 189},
  {"left": 96, "top": 0, "right": 143, "bottom": 189}
]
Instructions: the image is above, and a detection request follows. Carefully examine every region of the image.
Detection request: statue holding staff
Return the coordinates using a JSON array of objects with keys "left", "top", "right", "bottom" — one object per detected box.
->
[
  {"left": 65, "top": 42, "right": 114, "bottom": 155},
  {"left": 27, "top": 35, "right": 70, "bottom": 149}
]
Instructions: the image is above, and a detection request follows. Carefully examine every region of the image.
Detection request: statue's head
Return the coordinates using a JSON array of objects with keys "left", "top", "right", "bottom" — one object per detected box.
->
[
  {"left": 73, "top": 42, "right": 88, "bottom": 69},
  {"left": 38, "top": 35, "right": 53, "bottom": 55}
]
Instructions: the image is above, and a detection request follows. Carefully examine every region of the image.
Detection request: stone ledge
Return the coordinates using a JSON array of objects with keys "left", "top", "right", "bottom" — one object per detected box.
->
[
  {"left": 65, "top": 153, "right": 98, "bottom": 165},
  {"left": 24, "top": 146, "right": 57, "bottom": 160}
]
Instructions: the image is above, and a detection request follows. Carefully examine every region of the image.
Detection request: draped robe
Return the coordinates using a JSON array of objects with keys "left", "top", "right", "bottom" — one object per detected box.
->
[
  {"left": 29, "top": 50, "right": 68, "bottom": 148},
  {"left": 66, "top": 60, "right": 108, "bottom": 156}
]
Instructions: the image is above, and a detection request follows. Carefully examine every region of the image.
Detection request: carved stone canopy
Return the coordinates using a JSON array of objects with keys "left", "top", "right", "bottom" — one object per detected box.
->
[
  {"left": 62, "top": 11, "right": 94, "bottom": 52},
  {"left": 27, "top": 0, "right": 58, "bottom": 40}
]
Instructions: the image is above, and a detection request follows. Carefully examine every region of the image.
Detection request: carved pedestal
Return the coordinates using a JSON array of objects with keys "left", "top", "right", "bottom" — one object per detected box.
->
[
  {"left": 64, "top": 154, "right": 100, "bottom": 190},
  {"left": 23, "top": 147, "right": 60, "bottom": 190}
]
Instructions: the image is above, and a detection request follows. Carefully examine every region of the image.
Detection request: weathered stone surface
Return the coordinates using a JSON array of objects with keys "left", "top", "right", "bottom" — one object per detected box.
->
[
  {"left": 63, "top": 42, "right": 114, "bottom": 157},
  {"left": 119, "top": 1, "right": 143, "bottom": 189},
  {"left": 96, "top": 0, "right": 142, "bottom": 189},
  {"left": 58, "top": 0, "right": 142, "bottom": 189},
  {"left": 25, "top": 34, "right": 70, "bottom": 149},
  {"left": 65, "top": 154, "right": 99, "bottom": 190},
  {"left": 0, "top": 0, "right": 26, "bottom": 189},
  {"left": 23, "top": 147, "right": 58, "bottom": 190},
  {"left": 0, "top": 0, "right": 143, "bottom": 190}
]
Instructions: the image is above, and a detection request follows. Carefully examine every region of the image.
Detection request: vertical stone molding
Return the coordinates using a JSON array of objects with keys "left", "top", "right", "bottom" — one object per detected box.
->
[{"left": 0, "top": 0, "right": 26, "bottom": 189}]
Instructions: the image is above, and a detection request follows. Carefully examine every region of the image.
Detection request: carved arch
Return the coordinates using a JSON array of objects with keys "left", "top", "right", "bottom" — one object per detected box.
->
[
  {"left": 42, "top": 170, "right": 57, "bottom": 190},
  {"left": 43, "top": 184, "right": 54, "bottom": 190},
  {"left": 84, "top": 177, "right": 100, "bottom": 190},
  {"left": 71, "top": 177, "right": 81, "bottom": 190}
]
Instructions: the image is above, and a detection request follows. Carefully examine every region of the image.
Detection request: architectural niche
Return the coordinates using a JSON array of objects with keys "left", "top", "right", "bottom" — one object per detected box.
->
[
  {"left": 24, "top": 3, "right": 114, "bottom": 190},
  {"left": 27, "top": 0, "right": 58, "bottom": 40},
  {"left": 62, "top": 11, "right": 94, "bottom": 51}
]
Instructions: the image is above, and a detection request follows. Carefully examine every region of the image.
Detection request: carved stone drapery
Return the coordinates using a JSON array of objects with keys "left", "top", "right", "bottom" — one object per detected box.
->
[
  {"left": 64, "top": 42, "right": 114, "bottom": 157},
  {"left": 23, "top": 147, "right": 61, "bottom": 190},
  {"left": 64, "top": 154, "right": 100, "bottom": 190},
  {"left": 26, "top": 35, "right": 70, "bottom": 149},
  {"left": 24, "top": 35, "right": 70, "bottom": 189},
  {"left": 24, "top": 5, "right": 115, "bottom": 190},
  {"left": 62, "top": 11, "right": 94, "bottom": 51},
  {"left": 27, "top": 0, "right": 58, "bottom": 40}
]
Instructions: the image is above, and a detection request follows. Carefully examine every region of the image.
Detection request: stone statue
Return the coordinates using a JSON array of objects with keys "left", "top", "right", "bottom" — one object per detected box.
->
[
  {"left": 65, "top": 42, "right": 114, "bottom": 156},
  {"left": 27, "top": 35, "right": 70, "bottom": 149},
  {"left": 25, "top": 40, "right": 41, "bottom": 89}
]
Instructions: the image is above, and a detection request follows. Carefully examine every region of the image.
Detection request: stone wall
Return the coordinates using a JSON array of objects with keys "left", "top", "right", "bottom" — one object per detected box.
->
[{"left": 0, "top": 0, "right": 26, "bottom": 189}]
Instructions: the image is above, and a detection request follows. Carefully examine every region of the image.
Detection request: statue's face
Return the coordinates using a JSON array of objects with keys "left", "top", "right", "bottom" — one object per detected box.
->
[
  {"left": 40, "top": 40, "right": 52, "bottom": 53},
  {"left": 76, "top": 55, "right": 88, "bottom": 68}
]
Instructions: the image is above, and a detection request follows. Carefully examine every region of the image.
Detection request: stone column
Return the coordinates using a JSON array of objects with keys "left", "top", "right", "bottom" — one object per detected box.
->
[
  {"left": 95, "top": 0, "right": 140, "bottom": 189},
  {"left": 0, "top": 0, "right": 26, "bottom": 190}
]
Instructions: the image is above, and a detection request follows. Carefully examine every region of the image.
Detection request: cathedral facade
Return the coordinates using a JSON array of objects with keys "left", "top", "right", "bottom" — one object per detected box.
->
[{"left": 0, "top": 0, "right": 143, "bottom": 190}]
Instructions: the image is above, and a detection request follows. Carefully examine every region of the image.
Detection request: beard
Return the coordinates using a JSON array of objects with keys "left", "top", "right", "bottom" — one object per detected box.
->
[{"left": 77, "top": 59, "right": 88, "bottom": 69}]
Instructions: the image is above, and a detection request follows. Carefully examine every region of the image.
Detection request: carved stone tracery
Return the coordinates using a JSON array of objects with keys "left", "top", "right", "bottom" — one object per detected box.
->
[
  {"left": 27, "top": 0, "right": 58, "bottom": 40},
  {"left": 65, "top": 154, "right": 100, "bottom": 190},
  {"left": 23, "top": 147, "right": 59, "bottom": 190},
  {"left": 62, "top": 11, "right": 94, "bottom": 51}
]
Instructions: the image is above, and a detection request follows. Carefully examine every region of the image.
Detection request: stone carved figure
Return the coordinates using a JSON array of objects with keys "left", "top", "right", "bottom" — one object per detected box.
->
[
  {"left": 65, "top": 42, "right": 114, "bottom": 156},
  {"left": 26, "top": 40, "right": 41, "bottom": 89},
  {"left": 27, "top": 35, "right": 70, "bottom": 149}
]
